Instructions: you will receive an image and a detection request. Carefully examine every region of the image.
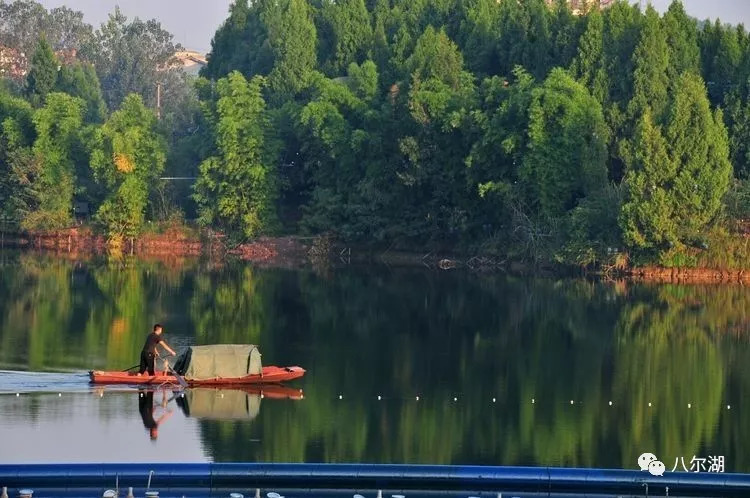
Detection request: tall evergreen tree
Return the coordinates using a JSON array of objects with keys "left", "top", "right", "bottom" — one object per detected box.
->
[
  {"left": 26, "top": 36, "right": 59, "bottom": 107},
  {"left": 665, "top": 73, "right": 732, "bottom": 240},
  {"left": 571, "top": 8, "right": 607, "bottom": 103},
  {"left": 662, "top": 0, "right": 700, "bottom": 82},
  {"left": 621, "top": 73, "right": 731, "bottom": 251},
  {"left": 619, "top": 109, "right": 676, "bottom": 250},
  {"left": 628, "top": 6, "right": 670, "bottom": 122},
  {"left": 318, "top": 0, "right": 373, "bottom": 76},
  {"left": 265, "top": 0, "right": 318, "bottom": 97},
  {"left": 55, "top": 61, "right": 107, "bottom": 123}
]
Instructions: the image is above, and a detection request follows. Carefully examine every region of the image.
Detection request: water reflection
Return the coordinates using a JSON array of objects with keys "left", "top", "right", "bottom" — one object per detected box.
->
[
  {"left": 138, "top": 389, "right": 174, "bottom": 440},
  {"left": 0, "top": 253, "right": 749, "bottom": 470}
]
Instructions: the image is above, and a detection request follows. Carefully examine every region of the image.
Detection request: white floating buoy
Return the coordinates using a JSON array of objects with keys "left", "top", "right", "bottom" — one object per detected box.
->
[
  {"left": 58, "top": 393, "right": 62, "bottom": 397},
  {"left": 416, "top": 396, "right": 419, "bottom": 401},
  {"left": 531, "top": 398, "right": 535, "bottom": 404},
  {"left": 339, "top": 395, "right": 343, "bottom": 400},
  {"left": 728, "top": 405, "right": 731, "bottom": 410},
  {"left": 608, "top": 401, "right": 613, "bottom": 406},
  {"left": 16, "top": 393, "right": 19, "bottom": 397},
  {"left": 377, "top": 395, "right": 381, "bottom": 400},
  {"left": 453, "top": 397, "right": 457, "bottom": 402},
  {"left": 688, "top": 403, "right": 692, "bottom": 408},
  {"left": 492, "top": 397, "right": 496, "bottom": 403},
  {"left": 648, "top": 402, "right": 652, "bottom": 407},
  {"left": 570, "top": 400, "right": 574, "bottom": 405}
]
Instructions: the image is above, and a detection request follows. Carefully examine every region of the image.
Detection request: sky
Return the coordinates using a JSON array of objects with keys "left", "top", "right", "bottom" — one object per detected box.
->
[{"left": 35, "top": 0, "right": 750, "bottom": 56}]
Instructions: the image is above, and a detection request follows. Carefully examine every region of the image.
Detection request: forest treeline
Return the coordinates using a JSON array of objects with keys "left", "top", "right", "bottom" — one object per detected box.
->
[{"left": 2, "top": 0, "right": 750, "bottom": 267}]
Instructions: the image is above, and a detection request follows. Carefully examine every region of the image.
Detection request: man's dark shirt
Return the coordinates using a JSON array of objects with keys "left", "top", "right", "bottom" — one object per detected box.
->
[{"left": 142, "top": 332, "right": 162, "bottom": 355}]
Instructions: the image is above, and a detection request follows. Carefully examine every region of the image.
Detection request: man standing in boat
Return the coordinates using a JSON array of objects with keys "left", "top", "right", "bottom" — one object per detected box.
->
[{"left": 138, "top": 324, "right": 176, "bottom": 376}]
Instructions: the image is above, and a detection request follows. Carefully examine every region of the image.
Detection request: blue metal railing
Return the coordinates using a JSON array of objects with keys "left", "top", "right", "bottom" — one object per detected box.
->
[{"left": 1, "top": 463, "right": 749, "bottom": 497}]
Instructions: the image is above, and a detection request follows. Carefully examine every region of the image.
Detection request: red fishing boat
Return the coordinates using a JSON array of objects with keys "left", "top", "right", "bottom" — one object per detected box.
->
[{"left": 89, "top": 344, "right": 305, "bottom": 386}]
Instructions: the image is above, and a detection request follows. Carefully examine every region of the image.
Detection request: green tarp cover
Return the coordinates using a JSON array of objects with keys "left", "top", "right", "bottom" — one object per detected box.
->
[
  {"left": 174, "top": 344, "right": 262, "bottom": 380},
  {"left": 177, "top": 388, "right": 260, "bottom": 420}
]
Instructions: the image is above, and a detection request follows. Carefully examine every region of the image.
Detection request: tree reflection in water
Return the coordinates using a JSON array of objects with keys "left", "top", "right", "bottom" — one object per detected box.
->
[{"left": 0, "top": 253, "right": 748, "bottom": 470}]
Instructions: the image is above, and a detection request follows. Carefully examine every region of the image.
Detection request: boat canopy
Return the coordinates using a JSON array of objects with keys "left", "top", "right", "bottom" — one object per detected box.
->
[{"left": 173, "top": 344, "right": 262, "bottom": 380}]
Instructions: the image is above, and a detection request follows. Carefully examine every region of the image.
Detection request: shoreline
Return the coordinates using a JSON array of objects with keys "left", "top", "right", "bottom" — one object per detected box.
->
[{"left": 3, "top": 228, "right": 750, "bottom": 283}]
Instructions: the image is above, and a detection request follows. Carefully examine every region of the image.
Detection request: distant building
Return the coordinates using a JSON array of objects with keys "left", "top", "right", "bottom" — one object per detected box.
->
[
  {"left": 0, "top": 46, "right": 28, "bottom": 79},
  {"left": 172, "top": 50, "right": 207, "bottom": 76},
  {"left": 0, "top": 46, "right": 79, "bottom": 80},
  {"left": 546, "top": 0, "right": 614, "bottom": 16}
]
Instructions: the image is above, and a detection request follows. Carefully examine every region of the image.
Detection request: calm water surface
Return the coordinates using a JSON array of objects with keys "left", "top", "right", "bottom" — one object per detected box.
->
[{"left": 0, "top": 252, "right": 749, "bottom": 471}]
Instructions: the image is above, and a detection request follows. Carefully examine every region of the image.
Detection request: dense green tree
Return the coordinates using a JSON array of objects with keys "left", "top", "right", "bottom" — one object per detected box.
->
[
  {"left": 548, "top": 0, "right": 580, "bottom": 70},
  {"left": 89, "top": 93, "right": 167, "bottom": 238},
  {"left": 627, "top": 6, "right": 669, "bottom": 122},
  {"left": 25, "top": 37, "right": 58, "bottom": 107},
  {"left": 701, "top": 19, "right": 742, "bottom": 105},
  {"left": 0, "top": 88, "right": 37, "bottom": 222},
  {"left": 520, "top": 68, "right": 608, "bottom": 219},
  {"left": 346, "top": 60, "right": 379, "bottom": 101},
  {"left": 600, "top": 1, "right": 641, "bottom": 106},
  {"left": 621, "top": 74, "right": 732, "bottom": 252},
  {"left": 665, "top": 73, "right": 732, "bottom": 240},
  {"left": 457, "top": 0, "right": 501, "bottom": 76},
  {"left": 571, "top": 8, "right": 607, "bottom": 103},
  {"left": 202, "top": 0, "right": 274, "bottom": 80},
  {"left": 22, "top": 92, "right": 85, "bottom": 230},
  {"left": 662, "top": 0, "right": 700, "bottom": 82},
  {"left": 265, "top": 0, "right": 318, "bottom": 97},
  {"left": 495, "top": 0, "right": 553, "bottom": 79},
  {"left": 724, "top": 91, "right": 750, "bottom": 179},
  {"left": 397, "top": 27, "right": 478, "bottom": 239},
  {"left": 194, "top": 71, "right": 279, "bottom": 238},
  {"left": 55, "top": 61, "right": 107, "bottom": 123},
  {"left": 619, "top": 110, "right": 676, "bottom": 250},
  {"left": 467, "top": 67, "right": 535, "bottom": 228},
  {"left": 407, "top": 26, "right": 464, "bottom": 89},
  {"left": 317, "top": 0, "right": 373, "bottom": 76}
]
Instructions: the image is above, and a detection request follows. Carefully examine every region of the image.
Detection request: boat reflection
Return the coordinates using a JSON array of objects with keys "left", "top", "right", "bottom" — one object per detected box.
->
[
  {"left": 136, "top": 385, "right": 303, "bottom": 439},
  {"left": 175, "top": 385, "right": 303, "bottom": 420}
]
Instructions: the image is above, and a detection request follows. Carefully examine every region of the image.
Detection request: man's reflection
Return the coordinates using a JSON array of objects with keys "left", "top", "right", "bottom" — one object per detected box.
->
[{"left": 138, "top": 388, "right": 173, "bottom": 440}]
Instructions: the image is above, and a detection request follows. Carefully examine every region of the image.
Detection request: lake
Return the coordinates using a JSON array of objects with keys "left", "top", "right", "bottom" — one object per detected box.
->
[{"left": 0, "top": 251, "right": 748, "bottom": 472}]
